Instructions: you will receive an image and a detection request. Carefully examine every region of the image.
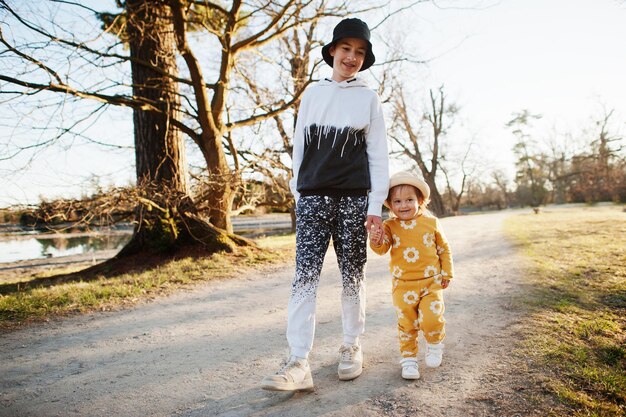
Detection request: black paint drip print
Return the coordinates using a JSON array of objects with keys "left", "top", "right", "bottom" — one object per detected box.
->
[{"left": 304, "top": 124, "right": 366, "bottom": 158}]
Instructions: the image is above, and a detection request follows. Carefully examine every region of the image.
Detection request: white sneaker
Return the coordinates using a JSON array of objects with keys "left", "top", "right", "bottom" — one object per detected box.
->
[
  {"left": 400, "top": 357, "right": 420, "bottom": 379},
  {"left": 260, "top": 357, "right": 314, "bottom": 391},
  {"left": 425, "top": 342, "right": 444, "bottom": 368},
  {"left": 337, "top": 344, "right": 363, "bottom": 381}
]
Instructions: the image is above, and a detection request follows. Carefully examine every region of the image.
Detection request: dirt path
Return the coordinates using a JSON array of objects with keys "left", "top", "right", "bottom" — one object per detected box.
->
[{"left": 0, "top": 210, "right": 528, "bottom": 417}]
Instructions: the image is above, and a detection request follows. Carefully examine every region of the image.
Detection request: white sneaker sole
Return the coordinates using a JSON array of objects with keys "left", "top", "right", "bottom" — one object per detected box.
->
[
  {"left": 260, "top": 377, "right": 314, "bottom": 392},
  {"left": 402, "top": 372, "right": 420, "bottom": 380},
  {"left": 338, "top": 365, "right": 363, "bottom": 381}
]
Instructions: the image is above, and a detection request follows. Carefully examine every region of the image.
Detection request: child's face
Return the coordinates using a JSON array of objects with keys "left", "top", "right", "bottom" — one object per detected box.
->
[
  {"left": 329, "top": 38, "right": 367, "bottom": 81},
  {"left": 389, "top": 185, "right": 421, "bottom": 220}
]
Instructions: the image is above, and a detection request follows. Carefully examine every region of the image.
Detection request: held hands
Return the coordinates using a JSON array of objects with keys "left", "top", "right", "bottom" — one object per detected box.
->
[
  {"left": 442, "top": 279, "right": 450, "bottom": 289},
  {"left": 366, "top": 215, "right": 384, "bottom": 246},
  {"left": 370, "top": 225, "right": 384, "bottom": 246}
]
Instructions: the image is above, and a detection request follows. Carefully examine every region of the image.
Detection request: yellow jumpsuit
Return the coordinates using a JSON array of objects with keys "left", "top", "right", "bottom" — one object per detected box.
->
[{"left": 370, "top": 213, "right": 454, "bottom": 357}]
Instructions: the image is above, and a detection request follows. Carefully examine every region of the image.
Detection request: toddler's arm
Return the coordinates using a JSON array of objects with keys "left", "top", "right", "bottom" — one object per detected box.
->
[{"left": 435, "top": 218, "right": 454, "bottom": 281}]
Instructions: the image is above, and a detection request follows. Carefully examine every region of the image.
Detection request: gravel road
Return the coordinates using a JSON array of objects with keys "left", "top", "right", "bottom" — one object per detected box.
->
[{"left": 0, "top": 210, "right": 528, "bottom": 417}]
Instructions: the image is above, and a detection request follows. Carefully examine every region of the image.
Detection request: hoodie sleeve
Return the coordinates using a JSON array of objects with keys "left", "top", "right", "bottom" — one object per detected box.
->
[
  {"left": 366, "top": 94, "right": 389, "bottom": 217},
  {"left": 289, "top": 91, "right": 309, "bottom": 203}
]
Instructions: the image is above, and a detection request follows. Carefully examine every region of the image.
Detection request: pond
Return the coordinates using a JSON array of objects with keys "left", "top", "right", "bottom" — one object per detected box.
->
[
  {"left": 0, "top": 214, "right": 293, "bottom": 264},
  {"left": 0, "top": 230, "right": 133, "bottom": 264}
]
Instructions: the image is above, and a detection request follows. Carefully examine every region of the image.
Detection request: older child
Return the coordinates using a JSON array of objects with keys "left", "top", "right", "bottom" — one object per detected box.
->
[
  {"left": 370, "top": 171, "right": 454, "bottom": 379},
  {"left": 260, "top": 18, "right": 389, "bottom": 391}
]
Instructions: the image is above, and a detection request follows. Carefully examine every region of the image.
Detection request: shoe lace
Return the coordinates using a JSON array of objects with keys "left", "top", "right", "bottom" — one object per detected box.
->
[
  {"left": 339, "top": 345, "right": 358, "bottom": 362},
  {"left": 278, "top": 358, "right": 302, "bottom": 373}
]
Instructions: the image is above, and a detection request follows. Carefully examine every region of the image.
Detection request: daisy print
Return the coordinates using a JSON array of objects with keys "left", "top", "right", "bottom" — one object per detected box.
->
[
  {"left": 423, "top": 232, "right": 435, "bottom": 247},
  {"left": 436, "top": 245, "right": 445, "bottom": 254},
  {"left": 394, "top": 306, "right": 404, "bottom": 319},
  {"left": 400, "top": 220, "right": 416, "bottom": 230},
  {"left": 429, "top": 300, "right": 444, "bottom": 315},
  {"left": 392, "top": 234, "right": 400, "bottom": 248},
  {"left": 419, "top": 287, "right": 429, "bottom": 298},
  {"left": 424, "top": 265, "right": 438, "bottom": 278},
  {"left": 428, "top": 330, "right": 442, "bottom": 337},
  {"left": 417, "top": 309, "right": 424, "bottom": 324},
  {"left": 401, "top": 351, "right": 414, "bottom": 357},
  {"left": 403, "top": 290, "right": 419, "bottom": 305},
  {"left": 403, "top": 247, "right": 419, "bottom": 263},
  {"left": 433, "top": 274, "right": 442, "bottom": 285},
  {"left": 392, "top": 265, "right": 404, "bottom": 278}
]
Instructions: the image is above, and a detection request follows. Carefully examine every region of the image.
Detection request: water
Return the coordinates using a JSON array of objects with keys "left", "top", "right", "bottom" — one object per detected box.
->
[
  {"left": 0, "top": 215, "right": 293, "bottom": 263},
  {"left": 0, "top": 232, "right": 133, "bottom": 264}
]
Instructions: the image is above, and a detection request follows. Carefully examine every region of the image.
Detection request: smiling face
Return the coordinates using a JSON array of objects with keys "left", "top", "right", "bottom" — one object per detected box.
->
[
  {"left": 389, "top": 185, "right": 423, "bottom": 220},
  {"left": 329, "top": 38, "right": 368, "bottom": 81}
]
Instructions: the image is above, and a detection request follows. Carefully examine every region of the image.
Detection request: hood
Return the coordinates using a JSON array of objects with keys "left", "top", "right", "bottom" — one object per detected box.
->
[{"left": 318, "top": 77, "right": 369, "bottom": 89}]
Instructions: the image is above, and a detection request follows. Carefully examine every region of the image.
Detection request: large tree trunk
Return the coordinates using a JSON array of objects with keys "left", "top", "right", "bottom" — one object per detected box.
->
[
  {"left": 168, "top": 0, "right": 236, "bottom": 234},
  {"left": 128, "top": 0, "right": 187, "bottom": 195},
  {"left": 118, "top": 0, "right": 251, "bottom": 256}
]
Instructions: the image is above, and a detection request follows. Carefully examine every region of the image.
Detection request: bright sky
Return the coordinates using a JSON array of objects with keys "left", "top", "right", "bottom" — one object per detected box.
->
[
  {"left": 394, "top": 0, "right": 626, "bottom": 175},
  {"left": 1, "top": 0, "right": 625, "bottom": 207}
]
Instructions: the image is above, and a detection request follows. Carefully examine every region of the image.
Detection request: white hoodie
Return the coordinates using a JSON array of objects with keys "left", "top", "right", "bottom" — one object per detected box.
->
[{"left": 289, "top": 77, "right": 389, "bottom": 217}]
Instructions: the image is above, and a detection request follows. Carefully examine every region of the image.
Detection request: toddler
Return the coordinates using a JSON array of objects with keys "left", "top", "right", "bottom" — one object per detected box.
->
[{"left": 370, "top": 171, "right": 454, "bottom": 379}]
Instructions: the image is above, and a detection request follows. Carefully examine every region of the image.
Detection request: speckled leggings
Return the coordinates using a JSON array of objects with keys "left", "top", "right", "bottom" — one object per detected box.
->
[{"left": 286, "top": 195, "right": 368, "bottom": 359}]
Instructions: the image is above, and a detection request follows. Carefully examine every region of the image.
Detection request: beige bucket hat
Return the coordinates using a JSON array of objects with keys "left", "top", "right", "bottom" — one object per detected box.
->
[{"left": 385, "top": 171, "right": 431, "bottom": 207}]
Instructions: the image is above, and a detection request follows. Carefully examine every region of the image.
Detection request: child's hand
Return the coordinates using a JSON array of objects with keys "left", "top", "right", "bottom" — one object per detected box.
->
[
  {"left": 441, "top": 279, "right": 450, "bottom": 289},
  {"left": 369, "top": 224, "right": 384, "bottom": 246}
]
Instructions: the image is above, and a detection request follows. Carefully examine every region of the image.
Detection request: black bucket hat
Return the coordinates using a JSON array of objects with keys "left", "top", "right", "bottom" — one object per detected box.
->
[{"left": 321, "top": 18, "right": 376, "bottom": 71}]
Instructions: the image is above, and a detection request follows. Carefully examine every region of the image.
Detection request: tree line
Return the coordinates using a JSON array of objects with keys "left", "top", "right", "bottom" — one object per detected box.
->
[{"left": 497, "top": 109, "right": 624, "bottom": 210}]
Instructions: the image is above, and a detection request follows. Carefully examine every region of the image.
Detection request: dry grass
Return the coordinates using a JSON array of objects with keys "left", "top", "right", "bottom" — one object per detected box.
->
[
  {"left": 0, "top": 234, "right": 295, "bottom": 328},
  {"left": 505, "top": 204, "right": 626, "bottom": 416}
]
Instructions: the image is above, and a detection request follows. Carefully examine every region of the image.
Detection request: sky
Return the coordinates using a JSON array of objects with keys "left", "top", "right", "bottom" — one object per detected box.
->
[
  {"left": 1, "top": 0, "right": 625, "bottom": 207},
  {"left": 376, "top": 0, "right": 626, "bottom": 176}
]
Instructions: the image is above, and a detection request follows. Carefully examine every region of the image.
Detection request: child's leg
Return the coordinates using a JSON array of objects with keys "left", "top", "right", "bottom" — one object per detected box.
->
[
  {"left": 392, "top": 279, "right": 419, "bottom": 357},
  {"left": 331, "top": 195, "right": 368, "bottom": 345},
  {"left": 418, "top": 278, "right": 446, "bottom": 346},
  {"left": 287, "top": 196, "right": 334, "bottom": 358}
]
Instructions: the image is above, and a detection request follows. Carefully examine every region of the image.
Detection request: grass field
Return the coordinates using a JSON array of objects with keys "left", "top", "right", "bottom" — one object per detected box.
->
[{"left": 505, "top": 204, "right": 626, "bottom": 416}]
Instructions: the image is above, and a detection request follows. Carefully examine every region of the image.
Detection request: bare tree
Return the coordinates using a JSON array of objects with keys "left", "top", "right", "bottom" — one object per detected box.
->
[
  {"left": 570, "top": 108, "right": 625, "bottom": 202},
  {"left": 491, "top": 169, "right": 512, "bottom": 208},
  {"left": 389, "top": 85, "right": 456, "bottom": 216},
  {"left": 440, "top": 140, "right": 475, "bottom": 215},
  {"left": 0, "top": 0, "right": 349, "bottom": 255},
  {"left": 507, "top": 110, "right": 550, "bottom": 207},
  {"left": 591, "top": 108, "right": 624, "bottom": 200},
  {"left": 235, "top": 14, "right": 323, "bottom": 232}
]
